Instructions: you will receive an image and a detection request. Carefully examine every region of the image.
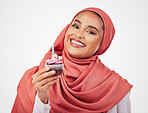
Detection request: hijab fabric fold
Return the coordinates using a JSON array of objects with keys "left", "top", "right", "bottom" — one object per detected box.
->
[{"left": 12, "top": 7, "right": 132, "bottom": 113}]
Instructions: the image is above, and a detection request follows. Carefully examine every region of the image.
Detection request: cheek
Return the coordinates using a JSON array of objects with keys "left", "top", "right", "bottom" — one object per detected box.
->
[
  {"left": 87, "top": 32, "right": 103, "bottom": 52},
  {"left": 64, "top": 27, "right": 76, "bottom": 45},
  {"left": 64, "top": 35, "right": 69, "bottom": 50},
  {"left": 64, "top": 30, "right": 72, "bottom": 51},
  {"left": 66, "top": 26, "right": 78, "bottom": 36},
  {"left": 86, "top": 36, "right": 101, "bottom": 50},
  {"left": 64, "top": 28, "right": 71, "bottom": 43}
]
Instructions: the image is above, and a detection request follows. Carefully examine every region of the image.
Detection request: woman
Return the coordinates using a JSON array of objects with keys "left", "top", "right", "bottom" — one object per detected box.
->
[{"left": 12, "top": 7, "right": 132, "bottom": 113}]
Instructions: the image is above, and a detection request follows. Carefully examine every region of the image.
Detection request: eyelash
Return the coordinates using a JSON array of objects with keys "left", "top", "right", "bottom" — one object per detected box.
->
[
  {"left": 72, "top": 24, "right": 96, "bottom": 35},
  {"left": 87, "top": 31, "right": 95, "bottom": 35},
  {"left": 72, "top": 24, "right": 79, "bottom": 29}
]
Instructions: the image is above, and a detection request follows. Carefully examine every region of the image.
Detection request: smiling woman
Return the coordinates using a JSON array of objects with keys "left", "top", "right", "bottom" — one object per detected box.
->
[
  {"left": 11, "top": 7, "right": 132, "bottom": 113},
  {"left": 64, "top": 11, "right": 104, "bottom": 59}
]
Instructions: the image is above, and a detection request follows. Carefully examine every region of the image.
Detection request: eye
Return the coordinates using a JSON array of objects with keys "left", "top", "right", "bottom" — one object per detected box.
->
[
  {"left": 87, "top": 31, "right": 95, "bottom": 35},
  {"left": 72, "top": 24, "right": 79, "bottom": 29}
]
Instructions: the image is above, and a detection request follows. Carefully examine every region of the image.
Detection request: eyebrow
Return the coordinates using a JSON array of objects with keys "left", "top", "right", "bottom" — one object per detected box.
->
[
  {"left": 74, "top": 19, "right": 99, "bottom": 33},
  {"left": 74, "top": 19, "right": 81, "bottom": 24}
]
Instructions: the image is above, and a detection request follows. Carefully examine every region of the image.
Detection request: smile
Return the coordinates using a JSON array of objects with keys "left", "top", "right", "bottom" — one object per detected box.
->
[{"left": 70, "top": 39, "right": 86, "bottom": 47}]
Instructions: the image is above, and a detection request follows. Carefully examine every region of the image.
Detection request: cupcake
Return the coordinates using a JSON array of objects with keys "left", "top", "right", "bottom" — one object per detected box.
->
[{"left": 45, "top": 54, "right": 64, "bottom": 76}]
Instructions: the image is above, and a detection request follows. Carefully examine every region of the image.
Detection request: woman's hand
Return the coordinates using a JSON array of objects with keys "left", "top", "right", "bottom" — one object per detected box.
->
[{"left": 32, "top": 67, "right": 60, "bottom": 104}]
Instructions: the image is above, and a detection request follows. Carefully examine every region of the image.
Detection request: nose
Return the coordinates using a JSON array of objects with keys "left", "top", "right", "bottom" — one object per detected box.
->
[{"left": 75, "top": 30, "right": 84, "bottom": 39}]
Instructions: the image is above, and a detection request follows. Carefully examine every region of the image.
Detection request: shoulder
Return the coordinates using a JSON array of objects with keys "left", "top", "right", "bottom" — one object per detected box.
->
[
  {"left": 117, "top": 92, "right": 131, "bottom": 112},
  {"left": 108, "top": 92, "right": 131, "bottom": 113}
]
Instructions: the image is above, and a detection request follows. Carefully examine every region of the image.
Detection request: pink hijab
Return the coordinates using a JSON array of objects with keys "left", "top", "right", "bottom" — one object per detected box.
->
[{"left": 12, "top": 7, "right": 132, "bottom": 113}]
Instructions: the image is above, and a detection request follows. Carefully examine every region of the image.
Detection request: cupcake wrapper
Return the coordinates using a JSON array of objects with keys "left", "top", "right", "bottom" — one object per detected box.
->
[{"left": 45, "top": 64, "right": 64, "bottom": 71}]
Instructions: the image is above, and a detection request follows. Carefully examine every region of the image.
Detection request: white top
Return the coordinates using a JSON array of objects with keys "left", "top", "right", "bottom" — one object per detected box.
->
[{"left": 33, "top": 93, "right": 131, "bottom": 113}]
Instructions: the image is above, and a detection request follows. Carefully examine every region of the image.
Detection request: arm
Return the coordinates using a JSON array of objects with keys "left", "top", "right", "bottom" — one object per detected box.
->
[
  {"left": 117, "top": 92, "right": 131, "bottom": 113},
  {"left": 33, "top": 94, "right": 51, "bottom": 113},
  {"left": 32, "top": 67, "right": 60, "bottom": 113},
  {"left": 107, "top": 92, "right": 131, "bottom": 113}
]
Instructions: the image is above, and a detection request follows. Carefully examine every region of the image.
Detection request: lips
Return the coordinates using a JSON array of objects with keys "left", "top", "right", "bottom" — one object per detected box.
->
[{"left": 70, "top": 38, "right": 86, "bottom": 48}]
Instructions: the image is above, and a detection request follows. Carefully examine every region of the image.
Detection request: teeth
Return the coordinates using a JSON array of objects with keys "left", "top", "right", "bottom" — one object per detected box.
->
[{"left": 71, "top": 40, "right": 85, "bottom": 47}]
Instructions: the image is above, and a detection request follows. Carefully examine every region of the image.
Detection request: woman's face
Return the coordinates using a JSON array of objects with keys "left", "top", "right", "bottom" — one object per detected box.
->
[{"left": 64, "top": 11, "right": 104, "bottom": 59}]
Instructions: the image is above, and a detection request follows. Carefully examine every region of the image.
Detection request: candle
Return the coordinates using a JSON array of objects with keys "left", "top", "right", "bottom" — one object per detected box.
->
[{"left": 52, "top": 45, "right": 54, "bottom": 57}]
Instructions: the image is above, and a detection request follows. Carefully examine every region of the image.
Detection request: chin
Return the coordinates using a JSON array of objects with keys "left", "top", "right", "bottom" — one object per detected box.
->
[
  {"left": 69, "top": 51, "right": 92, "bottom": 59},
  {"left": 68, "top": 50, "right": 83, "bottom": 59}
]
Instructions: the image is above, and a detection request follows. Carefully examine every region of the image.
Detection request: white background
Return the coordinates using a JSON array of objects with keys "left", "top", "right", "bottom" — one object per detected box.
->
[{"left": 0, "top": 0, "right": 148, "bottom": 113}]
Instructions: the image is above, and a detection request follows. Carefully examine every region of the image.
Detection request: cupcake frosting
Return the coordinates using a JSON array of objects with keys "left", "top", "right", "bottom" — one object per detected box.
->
[{"left": 46, "top": 54, "right": 62, "bottom": 65}]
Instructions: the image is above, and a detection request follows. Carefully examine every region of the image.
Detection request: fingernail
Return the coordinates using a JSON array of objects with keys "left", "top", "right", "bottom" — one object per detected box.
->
[
  {"left": 51, "top": 70, "right": 56, "bottom": 74},
  {"left": 45, "top": 67, "right": 50, "bottom": 71}
]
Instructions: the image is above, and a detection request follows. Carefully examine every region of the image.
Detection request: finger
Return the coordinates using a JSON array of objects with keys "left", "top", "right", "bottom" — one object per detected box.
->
[
  {"left": 42, "top": 78, "right": 59, "bottom": 89},
  {"left": 32, "top": 67, "right": 50, "bottom": 78},
  {"left": 32, "top": 70, "right": 56, "bottom": 85},
  {"left": 35, "top": 78, "right": 59, "bottom": 92},
  {"left": 33, "top": 75, "right": 60, "bottom": 87},
  {"left": 34, "top": 77, "right": 59, "bottom": 91},
  {"left": 40, "top": 70, "right": 56, "bottom": 79}
]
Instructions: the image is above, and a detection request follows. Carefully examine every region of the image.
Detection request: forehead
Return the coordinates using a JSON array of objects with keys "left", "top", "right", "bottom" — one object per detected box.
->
[{"left": 74, "top": 11, "right": 103, "bottom": 28}]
